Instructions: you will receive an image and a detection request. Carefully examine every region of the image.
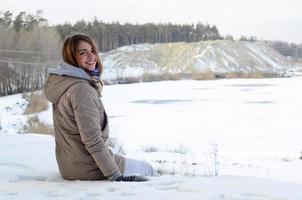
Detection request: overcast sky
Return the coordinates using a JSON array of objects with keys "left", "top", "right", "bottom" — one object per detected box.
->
[{"left": 1, "top": 0, "right": 302, "bottom": 43}]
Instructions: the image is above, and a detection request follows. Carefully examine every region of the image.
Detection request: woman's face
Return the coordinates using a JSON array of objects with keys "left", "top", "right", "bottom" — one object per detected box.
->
[{"left": 75, "top": 40, "right": 97, "bottom": 71}]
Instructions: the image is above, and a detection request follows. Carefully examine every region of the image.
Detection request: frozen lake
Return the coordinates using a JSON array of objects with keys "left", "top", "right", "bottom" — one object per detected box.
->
[{"left": 102, "top": 77, "right": 302, "bottom": 182}]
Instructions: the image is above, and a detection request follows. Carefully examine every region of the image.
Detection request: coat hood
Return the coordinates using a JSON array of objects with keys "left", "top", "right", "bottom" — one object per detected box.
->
[{"left": 44, "top": 62, "right": 92, "bottom": 104}]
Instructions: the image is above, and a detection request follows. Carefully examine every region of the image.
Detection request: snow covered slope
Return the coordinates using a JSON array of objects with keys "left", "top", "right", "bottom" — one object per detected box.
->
[
  {"left": 102, "top": 40, "right": 294, "bottom": 82},
  {"left": 1, "top": 134, "right": 302, "bottom": 200}
]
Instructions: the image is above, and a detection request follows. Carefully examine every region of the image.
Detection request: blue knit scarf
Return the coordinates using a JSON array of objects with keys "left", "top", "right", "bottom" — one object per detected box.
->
[
  {"left": 87, "top": 66, "right": 100, "bottom": 81},
  {"left": 87, "top": 67, "right": 103, "bottom": 95}
]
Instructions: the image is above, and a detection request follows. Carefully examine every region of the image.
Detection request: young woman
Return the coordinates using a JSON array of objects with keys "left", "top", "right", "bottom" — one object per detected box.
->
[{"left": 44, "top": 33, "right": 157, "bottom": 182}]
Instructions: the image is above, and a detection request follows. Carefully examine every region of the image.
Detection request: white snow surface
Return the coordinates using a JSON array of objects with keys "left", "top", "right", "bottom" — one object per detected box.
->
[{"left": 1, "top": 77, "right": 302, "bottom": 199}]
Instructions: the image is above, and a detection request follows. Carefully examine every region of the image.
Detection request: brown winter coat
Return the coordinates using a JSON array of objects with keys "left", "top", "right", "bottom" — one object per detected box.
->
[{"left": 43, "top": 63, "right": 125, "bottom": 180}]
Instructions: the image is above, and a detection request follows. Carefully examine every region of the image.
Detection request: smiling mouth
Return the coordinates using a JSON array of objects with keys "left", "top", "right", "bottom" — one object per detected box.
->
[{"left": 86, "top": 60, "right": 96, "bottom": 65}]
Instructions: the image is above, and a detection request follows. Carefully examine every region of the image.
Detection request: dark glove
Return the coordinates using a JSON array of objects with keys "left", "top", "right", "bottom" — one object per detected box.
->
[{"left": 114, "top": 175, "right": 149, "bottom": 182}]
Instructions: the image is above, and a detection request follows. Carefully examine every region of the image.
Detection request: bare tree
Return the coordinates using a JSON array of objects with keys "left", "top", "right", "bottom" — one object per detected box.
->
[{"left": 0, "top": 11, "right": 61, "bottom": 96}]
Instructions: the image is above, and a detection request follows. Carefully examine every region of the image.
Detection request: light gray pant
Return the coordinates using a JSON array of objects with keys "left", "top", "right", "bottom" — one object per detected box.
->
[{"left": 123, "top": 158, "right": 158, "bottom": 176}]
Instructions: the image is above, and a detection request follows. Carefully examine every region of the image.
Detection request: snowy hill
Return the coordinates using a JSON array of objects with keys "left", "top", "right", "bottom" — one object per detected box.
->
[
  {"left": 102, "top": 40, "right": 294, "bottom": 82},
  {"left": 1, "top": 77, "right": 302, "bottom": 199}
]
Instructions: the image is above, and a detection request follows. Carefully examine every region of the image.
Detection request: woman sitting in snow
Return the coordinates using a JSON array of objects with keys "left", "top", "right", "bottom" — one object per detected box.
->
[{"left": 44, "top": 33, "right": 157, "bottom": 182}]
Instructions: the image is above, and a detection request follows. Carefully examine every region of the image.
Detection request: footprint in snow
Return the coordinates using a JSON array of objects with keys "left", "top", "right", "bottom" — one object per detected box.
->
[
  {"left": 0, "top": 160, "right": 37, "bottom": 171},
  {"left": 9, "top": 175, "right": 47, "bottom": 182}
]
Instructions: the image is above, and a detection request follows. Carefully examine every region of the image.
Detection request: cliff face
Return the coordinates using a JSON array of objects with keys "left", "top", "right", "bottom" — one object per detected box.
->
[{"left": 101, "top": 40, "right": 294, "bottom": 81}]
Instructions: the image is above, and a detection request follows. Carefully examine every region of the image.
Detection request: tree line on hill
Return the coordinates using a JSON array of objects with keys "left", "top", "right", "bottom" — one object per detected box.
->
[
  {"left": 0, "top": 10, "right": 301, "bottom": 96},
  {"left": 56, "top": 20, "right": 221, "bottom": 52}
]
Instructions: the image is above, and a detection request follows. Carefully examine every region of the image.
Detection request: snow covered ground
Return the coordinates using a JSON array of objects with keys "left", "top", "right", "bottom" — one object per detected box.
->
[{"left": 1, "top": 77, "right": 302, "bottom": 199}]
